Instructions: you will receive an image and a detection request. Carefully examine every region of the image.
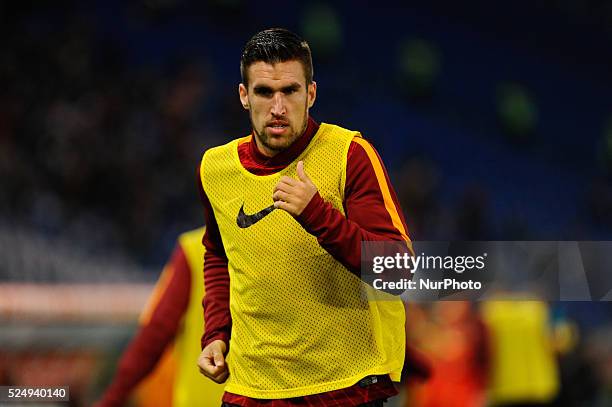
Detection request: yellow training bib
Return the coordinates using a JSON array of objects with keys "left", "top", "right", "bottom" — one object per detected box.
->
[{"left": 200, "top": 123, "right": 405, "bottom": 398}]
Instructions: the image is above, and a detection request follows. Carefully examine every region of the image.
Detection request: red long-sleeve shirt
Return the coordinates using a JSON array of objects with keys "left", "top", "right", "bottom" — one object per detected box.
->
[{"left": 198, "top": 117, "right": 412, "bottom": 405}]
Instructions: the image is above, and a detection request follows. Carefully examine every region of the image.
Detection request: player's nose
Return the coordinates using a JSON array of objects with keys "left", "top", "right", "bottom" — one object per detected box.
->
[{"left": 270, "top": 92, "right": 286, "bottom": 116}]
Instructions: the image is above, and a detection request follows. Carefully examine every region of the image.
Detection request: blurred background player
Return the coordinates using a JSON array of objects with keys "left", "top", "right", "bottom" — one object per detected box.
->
[
  {"left": 480, "top": 300, "right": 561, "bottom": 407},
  {"left": 95, "top": 227, "right": 224, "bottom": 407},
  {"left": 404, "top": 302, "right": 488, "bottom": 407}
]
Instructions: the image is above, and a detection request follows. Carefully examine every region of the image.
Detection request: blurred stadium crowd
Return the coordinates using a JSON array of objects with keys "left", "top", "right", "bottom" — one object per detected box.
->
[
  {"left": 2, "top": 0, "right": 612, "bottom": 272},
  {"left": 1, "top": 0, "right": 612, "bottom": 406},
  {"left": 1, "top": 2, "right": 225, "bottom": 271}
]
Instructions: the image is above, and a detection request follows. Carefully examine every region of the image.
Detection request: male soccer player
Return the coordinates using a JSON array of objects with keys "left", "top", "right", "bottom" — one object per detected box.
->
[{"left": 197, "top": 28, "right": 413, "bottom": 406}]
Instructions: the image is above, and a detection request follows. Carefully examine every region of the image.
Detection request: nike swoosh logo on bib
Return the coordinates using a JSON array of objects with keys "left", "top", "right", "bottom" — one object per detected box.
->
[{"left": 236, "top": 203, "right": 275, "bottom": 228}]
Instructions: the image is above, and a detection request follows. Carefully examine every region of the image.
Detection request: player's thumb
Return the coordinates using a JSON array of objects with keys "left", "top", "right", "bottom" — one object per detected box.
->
[
  {"left": 297, "top": 161, "right": 311, "bottom": 184},
  {"left": 213, "top": 349, "right": 225, "bottom": 367}
]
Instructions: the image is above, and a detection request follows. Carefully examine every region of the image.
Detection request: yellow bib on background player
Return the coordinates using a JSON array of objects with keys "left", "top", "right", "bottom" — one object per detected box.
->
[
  {"left": 481, "top": 300, "right": 559, "bottom": 404},
  {"left": 200, "top": 123, "right": 405, "bottom": 399}
]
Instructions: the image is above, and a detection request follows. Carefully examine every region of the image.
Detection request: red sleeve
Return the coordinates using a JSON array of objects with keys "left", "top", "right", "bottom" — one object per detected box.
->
[
  {"left": 296, "top": 138, "right": 411, "bottom": 274},
  {"left": 197, "top": 167, "right": 232, "bottom": 350},
  {"left": 95, "top": 246, "right": 191, "bottom": 407}
]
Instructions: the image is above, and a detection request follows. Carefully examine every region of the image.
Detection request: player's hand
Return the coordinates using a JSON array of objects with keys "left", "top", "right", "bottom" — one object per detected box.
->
[
  {"left": 273, "top": 161, "right": 318, "bottom": 216},
  {"left": 198, "top": 339, "right": 229, "bottom": 383}
]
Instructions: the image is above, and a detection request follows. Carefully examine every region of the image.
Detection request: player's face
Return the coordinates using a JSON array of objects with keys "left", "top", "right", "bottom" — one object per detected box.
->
[{"left": 239, "top": 60, "right": 316, "bottom": 157}]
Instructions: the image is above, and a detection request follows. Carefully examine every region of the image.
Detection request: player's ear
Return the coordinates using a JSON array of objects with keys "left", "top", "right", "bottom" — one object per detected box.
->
[
  {"left": 239, "top": 83, "right": 249, "bottom": 110},
  {"left": 307, "top": 81, "right": 316, "bottom": 109}
]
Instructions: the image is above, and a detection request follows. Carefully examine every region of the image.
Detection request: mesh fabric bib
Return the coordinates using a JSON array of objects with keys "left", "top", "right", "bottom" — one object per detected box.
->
[{"left": 200, "top": 123, "right": 405, "bottom": 398}]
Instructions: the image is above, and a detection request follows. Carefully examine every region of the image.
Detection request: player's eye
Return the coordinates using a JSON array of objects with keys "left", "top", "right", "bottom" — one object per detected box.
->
[
  {"left": 282, "top": 86, "right": 299, "bottom": 95},
  {"left": 254, "top": 87, "right": 273, "bottom": 97}
]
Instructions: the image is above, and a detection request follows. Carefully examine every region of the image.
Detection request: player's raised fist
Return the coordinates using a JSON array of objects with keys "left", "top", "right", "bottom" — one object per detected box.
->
[{"left": 273, "top": 161, "right": 318, "bottom": 216}]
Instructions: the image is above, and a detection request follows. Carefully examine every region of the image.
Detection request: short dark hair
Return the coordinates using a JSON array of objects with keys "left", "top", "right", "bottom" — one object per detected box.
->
[{"left": 240, "top": 28, "right": 313, "bottom": 86}]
